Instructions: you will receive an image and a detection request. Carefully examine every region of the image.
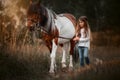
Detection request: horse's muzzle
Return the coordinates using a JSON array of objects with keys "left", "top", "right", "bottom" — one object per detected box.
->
[
  {"left": 29, "top": 26, "right": 35, "bottom": 31},
  {"left": 26, "top": 21, "right": 35, "bottom": 31}
]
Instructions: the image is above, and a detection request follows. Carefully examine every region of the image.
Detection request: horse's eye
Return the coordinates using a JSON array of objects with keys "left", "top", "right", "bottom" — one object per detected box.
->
[
  {"left": 28, "top": 18, "right": 36, "bottom": 22},
  {"left": 31, "top": 19, "right": 35, "bottom": 22}
]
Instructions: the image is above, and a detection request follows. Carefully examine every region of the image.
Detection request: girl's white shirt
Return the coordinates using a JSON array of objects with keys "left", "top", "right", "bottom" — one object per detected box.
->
[{"left": 78, "top": 28, "right": 91, "bottom": 49}]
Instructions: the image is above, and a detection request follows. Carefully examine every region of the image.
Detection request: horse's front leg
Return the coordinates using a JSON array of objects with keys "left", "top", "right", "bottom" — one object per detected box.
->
[
  {"left": 49, "top": 39, "right": 57, "bottom": 74},
  {"left": 69, "top": 54, "right": 73, "bottom": 68}
]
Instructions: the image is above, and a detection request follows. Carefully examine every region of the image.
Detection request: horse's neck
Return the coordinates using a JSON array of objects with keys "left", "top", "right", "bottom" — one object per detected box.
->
[{"left": 44, "top": 9, "right": 58, "bottom": 37}]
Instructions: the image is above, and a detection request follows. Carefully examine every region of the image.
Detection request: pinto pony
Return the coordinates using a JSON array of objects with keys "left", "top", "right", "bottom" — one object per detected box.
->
[{"left": 26, "top": 1, "right": 76, "bottom": 73}]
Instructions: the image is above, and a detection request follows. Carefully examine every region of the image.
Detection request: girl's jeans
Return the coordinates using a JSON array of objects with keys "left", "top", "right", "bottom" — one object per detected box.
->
[{"left": 78, "top": 46, "right": 90, "bottom": 67}]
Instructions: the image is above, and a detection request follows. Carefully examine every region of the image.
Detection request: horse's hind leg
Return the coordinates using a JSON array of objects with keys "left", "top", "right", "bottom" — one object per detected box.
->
[
  {"left": 49, "top": 39, "right": 57, "bottom": 74},
  {"left": 69, "top": 40, "right": 75, "bottom": 69}
]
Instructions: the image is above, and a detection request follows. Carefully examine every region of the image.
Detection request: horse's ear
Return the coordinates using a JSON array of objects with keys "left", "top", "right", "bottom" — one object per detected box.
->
[
  {"left": 29, "top": 0, "right": 33, "bottom": 4},
  {"left": 37, "top": 0, "right": 41, "bottom": 6}
]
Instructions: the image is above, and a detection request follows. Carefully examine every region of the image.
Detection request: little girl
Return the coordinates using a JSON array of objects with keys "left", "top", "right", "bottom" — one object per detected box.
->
[{"left": 73, "top": 16, "right": 91, "bottom": 69}]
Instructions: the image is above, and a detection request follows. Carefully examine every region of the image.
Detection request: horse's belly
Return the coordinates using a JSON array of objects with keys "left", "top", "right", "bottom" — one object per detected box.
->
[
  {"left": 55, "top": 17, "right": 75, "bottom": 43},
  {"left": 58, "top": 38, "right": 70, "bottom": 44}
]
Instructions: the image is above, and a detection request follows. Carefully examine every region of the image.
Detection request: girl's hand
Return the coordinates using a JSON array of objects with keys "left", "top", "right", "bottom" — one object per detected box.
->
[
  {"left": 73, "top": 37, "right": 76, "bottom": 41},
  {"left": 73, "top": 37, "right": 79, "bottom": 41},
  {"left": 76, "top": 37, "right": 80, "bottom": 41}
]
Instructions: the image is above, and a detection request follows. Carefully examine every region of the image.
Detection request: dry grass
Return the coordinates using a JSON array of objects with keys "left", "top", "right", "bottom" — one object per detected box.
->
[
  {"left": 0, "top": 43, "right": 120, "bottom": 80},
  {"left": 92, "top": 31, "right": 120, "bottom": 46}
]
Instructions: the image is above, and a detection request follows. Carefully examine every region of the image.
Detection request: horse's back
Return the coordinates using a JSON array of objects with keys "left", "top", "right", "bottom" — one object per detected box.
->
[
  {"left": 61, "top": 13, "right": 76, "bottom": 27},
  {"left": 55, "top": 14, "right": 76, "bottom": 43}
]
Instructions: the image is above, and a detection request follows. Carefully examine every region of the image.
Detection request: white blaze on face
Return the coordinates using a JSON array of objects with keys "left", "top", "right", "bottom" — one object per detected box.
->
[
  {"left": 20, "top": 7, "right": 27, "bottom": 15},
  {"left": 25, "top": 19, "right": 28, "bottom": 27},
  {"left": 13, "top": 14, "right": 19, "bottom": 28}
]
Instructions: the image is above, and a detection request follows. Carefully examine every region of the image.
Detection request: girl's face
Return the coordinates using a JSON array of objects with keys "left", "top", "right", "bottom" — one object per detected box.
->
[{"left": 79, "top": 20, "right": 85, "bottom": 28}]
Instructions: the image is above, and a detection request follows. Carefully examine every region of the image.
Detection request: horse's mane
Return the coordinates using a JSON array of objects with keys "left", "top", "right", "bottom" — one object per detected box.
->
[
  {"left": 27, "top": 2, "right": 58, "bottom": 34},
  {"left": 27, "top": 2, "right": 46, "bottom": 16}
]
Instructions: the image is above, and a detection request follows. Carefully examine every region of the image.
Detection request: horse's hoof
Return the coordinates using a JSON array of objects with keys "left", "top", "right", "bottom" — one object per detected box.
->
[
  {"left": 62, "top": 63, "right": 67, "bottom": 68},
  {"left": 62, "top": 67, "right": 68, "bottom": 72},
  {"left": 69, "top": 67, "right": 74, "bottom": 72},
  {"left": 49, "top": 70, "right": 55, "bottom": 74}
]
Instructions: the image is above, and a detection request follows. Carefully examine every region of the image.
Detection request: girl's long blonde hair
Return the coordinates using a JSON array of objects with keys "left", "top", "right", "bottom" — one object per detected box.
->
[{"left": 76, "top": 16, "right": 90, "bottom": 37}]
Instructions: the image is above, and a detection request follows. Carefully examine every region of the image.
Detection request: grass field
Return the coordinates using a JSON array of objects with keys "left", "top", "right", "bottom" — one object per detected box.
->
[{"left": 0, "top": 44, "right": 120, "bottom": 80}]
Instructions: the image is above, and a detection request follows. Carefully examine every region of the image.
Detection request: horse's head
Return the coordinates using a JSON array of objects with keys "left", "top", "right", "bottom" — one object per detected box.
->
[
  {"left": 26, "top": 1, "right": 58, "bottom": 39},
  {"left": 26, "top": 1, "right": 47, "bottom": 31}
]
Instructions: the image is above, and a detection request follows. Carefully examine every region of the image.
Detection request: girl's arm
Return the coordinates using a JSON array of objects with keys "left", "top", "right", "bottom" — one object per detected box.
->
[
  {"left": 79, "top": 28, "right": 91, "bottom": 42},
  {"left": 73, "top": 32, "right": 79, "bottom": 41},
  {"left": 79, "top": 37, "right": 90, "bottom": 42}
]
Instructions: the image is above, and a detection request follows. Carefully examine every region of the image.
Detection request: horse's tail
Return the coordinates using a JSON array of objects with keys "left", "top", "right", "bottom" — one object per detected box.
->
[
  {"left": 72, "top": 42, "right": 79, "bottom": 63},
  {"left": 70, "top": 39, "right": 79, "bottom": 63}
]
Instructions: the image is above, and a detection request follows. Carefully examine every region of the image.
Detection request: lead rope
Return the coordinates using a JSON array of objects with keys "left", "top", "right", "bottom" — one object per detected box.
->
[{"left": 39, "top": 27, "right": 72, "bottom": 40}]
